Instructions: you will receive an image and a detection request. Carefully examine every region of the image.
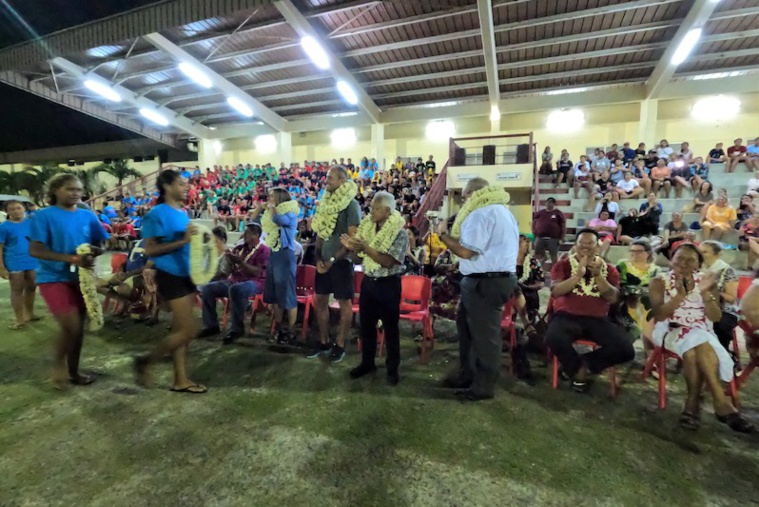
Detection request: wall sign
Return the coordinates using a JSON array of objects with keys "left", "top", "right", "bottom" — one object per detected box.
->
[
  {"left": 496, "top": 172, "right": 522, "bottom": 181},
  {"left": 455, "top": 173, "right": 479, "bottom": 182}
]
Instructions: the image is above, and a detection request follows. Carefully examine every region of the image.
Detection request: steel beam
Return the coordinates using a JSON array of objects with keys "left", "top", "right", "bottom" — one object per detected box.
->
[
  {"left": 143, "top": 32, "right": 287, "bottom": 132},
  {"left": 274, "top": 0, "right": 380, "bottom": 122},
  {"left": 49, "top": 57, "right": 213, "bottom": 139},
  {"left": 0, "top": 70, "right": 181, "bottom": 148},
  {"left": 477, "top": 0, "right": 500, "bottom": 109},
  {"left": 646, "top": 0, "right": 719, "bottom": 99}
]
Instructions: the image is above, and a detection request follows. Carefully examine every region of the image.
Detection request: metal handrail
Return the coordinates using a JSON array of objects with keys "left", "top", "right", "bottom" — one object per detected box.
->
[{"left": 413, "top": 161, "right": 448, "bottom": 238}]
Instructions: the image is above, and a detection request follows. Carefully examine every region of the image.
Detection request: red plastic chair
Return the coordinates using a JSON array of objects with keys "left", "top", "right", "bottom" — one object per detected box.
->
[
  {"left": 731, "top": 276, "right": 755, "bottom": 368},
  {"left": 642, "top": 344, "right": 739, "bottom": 409},
  {"left": 297, "top": 265, "right": 317, "bottom": 340},
  {"left": 398, "top": 275, "right": 434, "bottom": 363},
  {"left": 736, "top": 319, "right": 759, "bottom": 389},
  {"left": 102, "top": 253, "right": 128, "bottom": 314},
  {"left": 501, "top": 298, "right": 517, "bottom": 375},
  {"left": 551, "top": 340, "right": 618, "bottom": 398}
]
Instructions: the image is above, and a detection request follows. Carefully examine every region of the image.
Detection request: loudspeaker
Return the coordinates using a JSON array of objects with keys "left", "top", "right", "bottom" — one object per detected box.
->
[
  {"left": 453, "top": 147, "right": 466, "bottom": 166},
  {"left": 133, "top": 156, "right": 143, "bottom": 163},
  {"left": 158, "top": 149, "right": 169, "bottom": 165},
  {"left": 516, "top": 143, "right": 530, "bottom": 164},
  {"left": 483, "top": 145, "right": 496, "bottom": 165},
  {"left": 144, "top": 155, "right": 155, "bottom": 161}
]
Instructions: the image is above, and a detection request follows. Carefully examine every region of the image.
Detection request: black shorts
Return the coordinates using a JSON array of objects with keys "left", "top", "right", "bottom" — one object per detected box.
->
[
  {"left": 315, "top": 259, "right": 354, "bottom": 300},
  {"left": 155, "top": 269, "right": 197, "bottom": 301}
]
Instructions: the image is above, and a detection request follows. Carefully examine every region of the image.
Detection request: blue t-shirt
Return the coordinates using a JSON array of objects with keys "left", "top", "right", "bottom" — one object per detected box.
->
[
  {"left": 28, "top": 206, "right": 109, "bottom": 283},
  {"left": 0, "top": 219, "right": 38, "bottom": 272},
  {"left": 141, "top": 204, "right": 190, "bottom": 277},
  {"left": 104, "top": 205, "right": 117, "bottom": 219},
  {"left": 126, "top": 239, "right": 148, "bottom": 271},
  {"left": 99, "top": 213, "right": 111, "bottom": 225}
]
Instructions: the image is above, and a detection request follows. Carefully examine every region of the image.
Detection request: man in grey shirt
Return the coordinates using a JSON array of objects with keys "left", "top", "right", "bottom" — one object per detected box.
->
[{"left": 308, "top": 166, "right": 361, "bottom": 362}]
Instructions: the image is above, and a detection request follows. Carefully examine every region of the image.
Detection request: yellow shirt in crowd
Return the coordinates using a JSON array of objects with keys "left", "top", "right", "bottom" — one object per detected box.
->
[{"left": 706, "top": 204, "right": 737, "bottom": 225}]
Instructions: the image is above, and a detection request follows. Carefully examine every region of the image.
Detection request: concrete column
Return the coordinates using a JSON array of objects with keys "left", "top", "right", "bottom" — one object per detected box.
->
[
  {"left": 490, "top": 119, "right": 501, "bottom": 134},
  {"left": 277, "top": 132, "right": 293, "bottom": 165},
  {"left": 371, "top": 123, "right": 385, "bottom": 170},
  {"left": 197, "top": 138, "right": 220, "bottom": 170},
  {"left": 637, "top": 99, "right": 658, "bottom": 146}
]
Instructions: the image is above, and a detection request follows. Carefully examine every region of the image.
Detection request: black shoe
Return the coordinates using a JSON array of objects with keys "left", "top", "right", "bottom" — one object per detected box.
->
[
  {"left": 454, "top": 389, "right": 494, "bottom": 402},
  {"left": 198, "top": 327, "right": 221, "bottom": 339},
  {"left": 222, "top": 331, "right": 244, "bottom": 345},
  {"left": 349, "top": 363, "right": 377, "bottom": 379},
  {"left": 441, "top": 377, "right": 472, "bottom": 389},
  {"left": 306, "top": 342, "right": 331, "bottom": 359},
  {"left": 329, "top": 344, "right": 346, "bottom": 363},
  {"left": 571, "top": 380, "right": 592, "bottom": 393},
  {"left": 386, "top": 372, "right": 399, "bottom": 386}
]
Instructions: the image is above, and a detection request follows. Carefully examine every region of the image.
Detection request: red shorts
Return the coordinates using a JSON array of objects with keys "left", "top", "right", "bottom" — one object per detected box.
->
[{"left": 39, "top": 282, "right": 86, "bottom": 317}]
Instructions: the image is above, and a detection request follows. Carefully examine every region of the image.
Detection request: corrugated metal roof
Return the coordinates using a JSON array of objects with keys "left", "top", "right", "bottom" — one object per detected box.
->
[{"left": 6, "top": 0, "right": 756, "bottom": 131}]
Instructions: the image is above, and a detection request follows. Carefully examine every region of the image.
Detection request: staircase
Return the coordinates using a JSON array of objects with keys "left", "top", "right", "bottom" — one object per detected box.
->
[{"left": 535, "top": 163, "right": 752, "bottom": 269}]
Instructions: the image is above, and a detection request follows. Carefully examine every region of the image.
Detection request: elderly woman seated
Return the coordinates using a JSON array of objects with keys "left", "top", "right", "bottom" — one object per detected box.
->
[
  {"left": 588, "top": 209, "right": 618, "bottom": 258},
  {"left": 616, "top": 241, "right": 661, "bottom": 352},
  {"left": 701, "top": 195, "right": 737, "bottom": 241},
  {"left": 649, "top": 244, "right": 754, "bottom": 433}
]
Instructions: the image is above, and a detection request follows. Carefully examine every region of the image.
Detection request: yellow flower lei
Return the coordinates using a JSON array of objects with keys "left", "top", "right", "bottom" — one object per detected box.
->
[
  {"left": 356, "top": 212, "right": 406, "bottom": 274},
  {"left": 450, "top": 185, "right": 511, "bottom": 238},
  {"left": 76, "top": 244, "right": 104, "bottom": 332},
  {"left": 311, "top": 180, "right": 358, "bottom": 240},
  {"left": 568, "top": 252, "right": 608, "bottom": 297},
  {"left": 262, "top": 200, "right": 300, "bottom": 252},
  {"left": 519, "top": 253, "right": 532, "bottom": 283}
]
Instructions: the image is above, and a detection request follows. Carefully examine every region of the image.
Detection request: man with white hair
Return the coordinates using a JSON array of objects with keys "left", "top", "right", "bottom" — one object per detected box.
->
[
  {"left": 341, "top": 191, "right": 408, "bottom": 385},
  {"left": 436, "top": 177, "right": 519, "bottom": 401}
]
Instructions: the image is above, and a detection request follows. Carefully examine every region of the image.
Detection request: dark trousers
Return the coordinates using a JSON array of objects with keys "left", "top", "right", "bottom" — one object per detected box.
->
[
  {"left": 456, "top": 275, "right": 517, "bottom": 396},
  {"left": 544, "top": 313, "right": 635, "bottom": 377},
  {"left": 359, "top": 275, "right": 402, "bottom": 374}
]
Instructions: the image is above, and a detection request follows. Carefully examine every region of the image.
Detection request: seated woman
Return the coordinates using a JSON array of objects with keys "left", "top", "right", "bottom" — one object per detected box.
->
[
  {"left": 430, "top": 249, "right": 461, "bottom": 321},
  {"left": 657, "top": 212, "right": 689, "bottom": 259},
  {"left": 516, "top": 234, "right": 545, "bottom": 333},
  {"left": 700, "top": 241, "right": 740, "bottom": 361},
  {"left": 587, "top": 171, "right": 614, "bottom": 212},
  {"left": 736, "top": 194, "right": 755, "bottom": 227},
  {"left": 614, "top": 171, "right": 645, "bottom": 201},
  {"left": 683, "top": 181, "right": 713, "bottom": 222},
  {"left": 649, "top": 244, "right": 754, "bottom": 433},
  {"left": 670, "top": 162, "right": 693, "bottom": 199},
  {"left": 630, "top": 160, "right": 652, "bottom": 195},
  {"left": 593, "top": 192, "right": 619, "bottom": 219},
  {"left": 701, "top": 195, "right": 737, "bottom": 241},
  {"left": 588, "top": 209, "right": 618, "bottom": 258},
  {"left": 639, "top": 193, "right": 663, "bottom": 235},
  {"left": 616, "top": 208, "right": 650, "bottom": 245},
  {"left": 689, "top": 157, "right": 709, "bottom": 192},
  {"left": 403, "top": 226, "right": 427, "bottom": 275},
  {"left": 616, "top": 240, "right": 661, "bottom": 361}
]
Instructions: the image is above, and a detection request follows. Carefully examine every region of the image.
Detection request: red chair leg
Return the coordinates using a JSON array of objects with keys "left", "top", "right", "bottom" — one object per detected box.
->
[
  {"left": 729, "top": 378, "right": 739, "bottom": 409},
  {"left": 732, "top": 331, "right": 743, "bottom": 370},
  {"left": 658, "top": 350, "right": 667, "bottom": 409},
  {"left": 552, "top": 354, "right": 559, "bottom": 389},
  {"left": 301, "top": 299, "right": 312, "bottom": 341}
]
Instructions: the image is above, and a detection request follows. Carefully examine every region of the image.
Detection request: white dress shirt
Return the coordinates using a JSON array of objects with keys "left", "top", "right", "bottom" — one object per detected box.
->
[{"left": 458, "top": 204, "right": 519, "bottom": 276}]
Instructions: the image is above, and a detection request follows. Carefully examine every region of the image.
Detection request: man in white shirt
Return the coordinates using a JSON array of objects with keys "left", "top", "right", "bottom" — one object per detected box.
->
[
  {"left": 436, "top": 177, "right": 518, "bottom": 401},
  {"left": 615, "top": 171, "right": 644, "bottom": 200},
  {"left": 747, "top": 170, "right": 759, "bottom": 199}
]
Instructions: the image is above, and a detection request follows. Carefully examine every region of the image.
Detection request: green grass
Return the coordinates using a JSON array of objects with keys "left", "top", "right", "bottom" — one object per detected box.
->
[{"left": 1, "top": 274, "right": 758, "bottom": 506}]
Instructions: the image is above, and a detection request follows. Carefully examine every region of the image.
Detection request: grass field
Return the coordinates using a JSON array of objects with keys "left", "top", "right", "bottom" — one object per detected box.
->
[{"left": 1, "top": 272, "right": 758, "bottom": 506}]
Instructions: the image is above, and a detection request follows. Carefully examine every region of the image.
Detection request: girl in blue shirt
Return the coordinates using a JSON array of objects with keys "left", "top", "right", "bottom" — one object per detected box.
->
[
  {"left": 28, "top": 174, "right": 108, "bottom": 389},
  {"left": 135, "top": 169, "right": 207, "bottom": 394},
  {"left": 0, "top": 200, "right": 40, "bottom": 330}
]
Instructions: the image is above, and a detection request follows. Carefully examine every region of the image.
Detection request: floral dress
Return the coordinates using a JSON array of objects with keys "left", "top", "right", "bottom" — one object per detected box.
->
[
  {"left": 651, "top": 271, "right": 734, "bottom": 381},
  {"left": 430, "top": 250, "right": 461, "bottom": 320},
  {"left": 616, "top": 260, "right": 661, "bottom": 340}
]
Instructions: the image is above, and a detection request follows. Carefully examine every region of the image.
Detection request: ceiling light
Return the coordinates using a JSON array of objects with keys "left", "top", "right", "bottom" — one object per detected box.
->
[
  {"left": 422, "top": 101, "right": 460, "bottom": 109},
  {"left": 671, "top": 28, "right": 702, "bottom": 66},
  {"left": 692, "top": 95, "right": 740, "bottom": 120},
  {"left": 545, "top": 87, "right": 590, "bottom": 96},
  {"left": 84, "top": 79, "right": 121, "bottom": 102},
  {"left": 254, "top": 134, "right": 277, "bottom": 154},
  {"left": 178, "top": 62, "right": 212, "bottom": 89},
  {"left": 490, "top": 105, "right": 500, "bottom": 122},
  {"left": 331, "top": 112, "right": 358, "bottom": 118},
  {"left": 331, "top": 128, "right": 356, "bottom": 147},
  {"left": 336, "top": 80, "right": 358, "bottom": 105},
  {"left": 425, "top": 120, "right": 455, "bottom": 141},
  {"left": 139, "top": 108, "right": 169, "bottom": 126},
  {"left": 227, "top": 96, "right": 253, "bottom": 117},
  {"left": 301, "top": 36, "right": 330, "bottom": 70},
  {"left": 546, "top": 109, "right": 584, "bottom": 133}
]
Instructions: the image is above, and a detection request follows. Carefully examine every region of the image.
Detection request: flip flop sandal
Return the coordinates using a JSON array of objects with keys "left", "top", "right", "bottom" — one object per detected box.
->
[
  {"left": 69, "top": 374, "right": 97, "bottom": 386},
  {"left": 170, "top": 384, "right": 208, "bottom": 394},
  {"left": 8, "top": 323, "right": 25, "bottom": 330},
  {"left": 716, "top": 413, "right": 756, "bottom": 434},
  {"left": 679, "top": 411, "right": 701, "bottom": 431}
]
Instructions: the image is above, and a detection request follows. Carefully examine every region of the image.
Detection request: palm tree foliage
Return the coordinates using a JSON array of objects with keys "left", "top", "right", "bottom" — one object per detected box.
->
[
  {"left": 92, "top": 159, "right": 141, "bottom": 187},
  {"left": 0, "top": 163, "right": 110, "bottom": 204}
]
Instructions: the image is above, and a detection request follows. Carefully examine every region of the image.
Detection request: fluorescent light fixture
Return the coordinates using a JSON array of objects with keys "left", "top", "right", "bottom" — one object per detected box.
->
[
  {"left": 546, "top": 109, "right": 585, "bottom": 133},
  {"left": 425, "top": 120, "right": 455, "bottom": 141},
  {"left": 227, "top": 96, "right": 253, "bottom": 117},
  {"left": 423, "top": 101, "right": 460, "bottom": 109},
  {"left": 691, "top": 70, "right": 745, "bottom": 80},
  {"left": 692, "top": 95, "right": 740, "bottom": 120},
  {"left": 178, "top": 62, "right": 212, "bottom": 89},
  {"left": 545, "top": 87, "right": 589, "bottom": 96},
  {"left": 490, "top": 105, "right": 500, "bottom": 122},
  {"left": 139, "top": 107, "right": 169, "bottom": 126},
  {"left": 671, "top": 28, "right": 702, "bottom": 66},
  {"left": 84, "top": 79, "right": 121, "bottom": 102},
  {"left": 212, "top": 140, "right": 222, "bottom": 155},
  {"left": 331, "top": 112, "right": 358, "bottom": 118},
  {"left": 301, "top": 36, "right": 330, "bottom": 70},
  {"left": 336, "top": 80, "right": 358, "bottom": 105},
  {"left": 331, "top": 128, "right": 356, "bottom": 147},
  {"left": 254, "top": 134, "right": 277, "bottom": 154}
]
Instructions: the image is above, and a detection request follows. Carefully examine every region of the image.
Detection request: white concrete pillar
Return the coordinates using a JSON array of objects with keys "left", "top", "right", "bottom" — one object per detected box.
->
[
  {"left": 637, "top": 99, "right": 658, "bottom": 146},
  {"left": 371, "top": 123, "right": 385, "bottom": 170},
  {"left": 277, "top": 132, "right": 293, "bottom": 165},
  {"left": 197, "top": 138, "right": 221, "bottom": 170}
]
